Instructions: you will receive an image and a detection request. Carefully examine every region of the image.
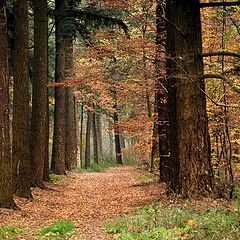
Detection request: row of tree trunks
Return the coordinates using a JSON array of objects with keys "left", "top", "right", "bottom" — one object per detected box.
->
[{"left": 0, "top": 0, "right": 16, "bottom": 208}]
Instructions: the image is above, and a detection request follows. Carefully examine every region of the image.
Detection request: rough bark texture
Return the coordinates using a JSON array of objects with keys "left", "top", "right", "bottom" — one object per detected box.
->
[
  {"left": 165, "top": 0, "right": 180, "bottom": 192},
  {"left": 156, "top": 1, "right": 172, "bottom": 186},
  {"left": 65, "top": 38, "right": 77, "bottom": 170},
  {"left": 0, "top": 1, "right": 16, "bottom": 209},
  {"left": 12, "top": 0, "right": 32, "bottom": 198},
  {"left": 85, "top": 110, "right": 92, "bottom": 169},
  {"left": 31, "top": 0, "right": 49, "bottom": 187},
  {"left": 166, "top": 0, "right": 214, "bottom": 197},
  {"left": 51, "top": 0, "right": 66, "bottom": 175}
]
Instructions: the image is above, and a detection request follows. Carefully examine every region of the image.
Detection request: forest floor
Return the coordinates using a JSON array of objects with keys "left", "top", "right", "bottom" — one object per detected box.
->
[{"left": 0, "top": 165, "right": 167, "bottom": 239}]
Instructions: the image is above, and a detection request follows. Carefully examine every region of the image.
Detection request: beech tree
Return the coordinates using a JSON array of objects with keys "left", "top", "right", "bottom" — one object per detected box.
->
[{"left": 0, "top": 0, "right": 16, "bottom": 209}]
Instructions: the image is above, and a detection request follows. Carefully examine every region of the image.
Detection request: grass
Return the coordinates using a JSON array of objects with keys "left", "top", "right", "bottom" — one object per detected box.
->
[
  {"left": 0, "top": 226, "right": 23, "bottom": 239},
  {"left": 105, "top": 202, "right": 240, "bottom": 240},
  {"left": 38, "top": 220, "right": 77, "bottom": 240},
  {"left": 49, "top": 174, "right": 64, "bottom": 184}
]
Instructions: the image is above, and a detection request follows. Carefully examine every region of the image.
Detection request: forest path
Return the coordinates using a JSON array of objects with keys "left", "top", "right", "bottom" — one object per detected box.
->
[{"left": 0, "top": 165, "right": 166, "bottom": 239}]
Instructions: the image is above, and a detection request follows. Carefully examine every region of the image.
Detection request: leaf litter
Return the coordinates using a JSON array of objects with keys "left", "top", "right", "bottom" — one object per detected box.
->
[{"left": 0, "top": 166, "right": 166, "bottom": 239}]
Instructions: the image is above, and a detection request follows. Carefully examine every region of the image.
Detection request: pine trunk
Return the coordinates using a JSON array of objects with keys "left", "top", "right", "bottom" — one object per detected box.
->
[
  {"left": 12, "top": 0, "right": 32, "bottom": 198},
  {"left": 31, "top": 0, "right": 49, "bottom": 187},
  {"left": 0, "top": 0, "right": 16, "bottom": 208},
  {"left": 92, "top": 106, "right": 99, "bottom": 164},
  {"left": 85, "top": 110, "right": 92, "bottom": 169},
  {"left": 51, "top": 0, "right": 66, "bottom": 175},
  {"left": 65, "top": 38, "right": 77, "bottom": 170},
  {"left": 166, "top": 0, "right": 214, "bottom": 197}
]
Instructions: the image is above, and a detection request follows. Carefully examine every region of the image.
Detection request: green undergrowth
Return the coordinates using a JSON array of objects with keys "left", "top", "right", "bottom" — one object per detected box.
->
[
  {"left": 105, "top": 201, "right": 240, "bottom": 240},
  {"left": 49, "top": 174, "right": 64, "bottom": 184},
  {"left": 74, "top": 158, "right": 136, "bottom": 173},
  {"left": 0, "top": 226, "right": 23, "bottom": 239},
  {"left": 37, "top": 220, "right": 77, "bottom": 239}
]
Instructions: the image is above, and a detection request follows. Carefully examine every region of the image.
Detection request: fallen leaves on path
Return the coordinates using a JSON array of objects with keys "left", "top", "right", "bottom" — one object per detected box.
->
[{"left": 0, "top": 166, "right": 166, "bottom": 239}]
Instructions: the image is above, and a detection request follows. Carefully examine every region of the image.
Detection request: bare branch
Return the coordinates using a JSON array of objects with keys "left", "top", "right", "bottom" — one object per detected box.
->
[
  {"left": 201, "top": 51, "right": 240, "bottom": 59},
  {"left": 200, "top": 1, "right": 240, "bottom": 8},
  {"left": 203, "top": 73, "right": 240, "bottom": 94}
]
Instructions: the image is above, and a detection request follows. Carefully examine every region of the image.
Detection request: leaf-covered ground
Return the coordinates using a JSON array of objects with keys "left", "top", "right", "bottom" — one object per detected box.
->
[{"left": 0, "top": 166, "right": 166, "bottom": 239}]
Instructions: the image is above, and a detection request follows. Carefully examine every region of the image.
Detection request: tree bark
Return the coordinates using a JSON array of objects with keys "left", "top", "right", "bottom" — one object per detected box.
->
[
  {"left": 85, "top": 110, "right": 92, "bottom": 169},
  {"left": 51, "top": 0, "right": 66, "bottom": 175},
  {"left": 96, "top": 113, "right": 103, "bottom": 156},
  {"left": 166, "top": 0, "right": 214, "bottom": 197},
  {"left": 31, "top": 0, "right": 49, "bottom": 187},
  {"left": 92, "top": 105, "right": 99, "bottom": 164},
  {"left": 0, "top": 0, "right": 17, "bottom": 209},
  {"left": 65, "top": 39, "right": 77, "bottom": 170},
  {"left": 12, "top": 0, "right": 32, "bottom": 198}
]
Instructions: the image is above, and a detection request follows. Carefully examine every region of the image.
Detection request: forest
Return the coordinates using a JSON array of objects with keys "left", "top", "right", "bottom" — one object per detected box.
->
[{"left": 1, "top": 0, "right": 240, "bottom": 239}]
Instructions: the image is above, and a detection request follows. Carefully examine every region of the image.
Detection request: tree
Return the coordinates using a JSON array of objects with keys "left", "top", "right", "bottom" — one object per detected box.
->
[
  {"left": 165, "top": 0, "right": 214, "bottom": 197},
  {"left": 65, "top": 0, "right": 78, "bottom": 171},
  {"left": 85, "top": 109, "right": 92, "bottom": 169},
  {"left": 12, "top": 0, "right": 32, "bottom": 198},
  {"left": 0, "top": 0, "right": 16, "bottom": 209},
  {"left": 51, "top": 0, "right": 67, "bottom": 175},
  {"left": 31, "top": 0, "right": 49, "bottom": 187}
]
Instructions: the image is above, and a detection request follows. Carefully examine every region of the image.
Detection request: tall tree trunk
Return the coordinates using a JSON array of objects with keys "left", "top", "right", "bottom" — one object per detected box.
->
[
  {"left": 12, "top": 0, "right": 32, "bottom": 199},
  {"left": 80, "top": 104, "right": 84, "bottom": 167},
  {"left": 165, "top": 0, "right": 180, "bottom": 192},
  {"left": 64, "top": 0, "right": 77, "bottom": 171},
  {"left": 0, "top": 0, "right": 16, "bottom": 209},
  {"left": 96, "top": 113, "right": 103, "bottom": 156},
  {"left": 166, "top": 0, "right": 214, "bottom": 197},
  {"left": 65, "top": 39, "right": 77, "bottom": 170},
  {"left": 85, "top": 110, "right": 92, "bottom": 169},
  {"left": 156, "top": 1, "right": 171, "bottom": 184},
  {"left": 31, "top": 0, "right": 49, "bottom": 187},
  {"left": 92, "top": 105, "right": 99, "bottom": 164},
  {"left": 51, "top": 0, "right": 66, "bottom": 175},
  {"left": 113, "top": 111, "right": 122, "bottom": 164},
  {"left": 108, "top": 120, "right": 114, "bottom": 160}
]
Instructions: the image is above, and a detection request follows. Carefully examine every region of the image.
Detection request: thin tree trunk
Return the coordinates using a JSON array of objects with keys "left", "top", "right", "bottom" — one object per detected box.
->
[
  {"left": 80, "top": 104, "right": 84, "bottom": 168},
  {"left": 51, "top": 0, "right": 66, "bottom": 175},
  {"left": 0, "top": 1, "right": 17, "bottom": 209},
  {"left": 113, "top": 111, "right": 122, "bottom": 164},
  {"left": 31, "top": 0, "right": 49, "bottom": 187},
  {"left": 12, "top": 0, "right": 32, "bottom": 199},
  {"left": 108, "top": 120, "right": 114, "bottom": 160},
  {"left": 96, "top": 113, "right": 103, "bottom": 156},
  {"left": 92, "top": 105, "right": 99, "bottom": 164},
  {"left": 85, "top": 110, "right": 92, "bottom": 169}
]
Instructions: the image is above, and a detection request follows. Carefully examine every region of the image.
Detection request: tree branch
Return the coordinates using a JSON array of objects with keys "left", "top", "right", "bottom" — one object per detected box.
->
[
  {"left": 200, "top": 1, "right": 240, "bottom": 8},
  {"left": 201, "top": 51, "right": 240, "bottom": 59},
  {"left": 203, "top": 73, "right": 240, "bottom": 94}
]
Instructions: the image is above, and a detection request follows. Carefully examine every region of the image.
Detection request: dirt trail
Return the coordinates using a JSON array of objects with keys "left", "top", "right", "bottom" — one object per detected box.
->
[{"left": 0, "top": 166, "right": 166, "bottom": 239}]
